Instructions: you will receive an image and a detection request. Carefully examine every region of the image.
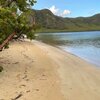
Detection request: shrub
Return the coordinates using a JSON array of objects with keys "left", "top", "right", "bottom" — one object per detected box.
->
[{"left": 0, "top": 66, "right": 3, "bottom": 72}]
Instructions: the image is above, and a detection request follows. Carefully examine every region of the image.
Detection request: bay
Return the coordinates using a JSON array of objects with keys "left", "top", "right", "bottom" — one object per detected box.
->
[{"left": 36, "top": 31, "right": 100, "bottom": 67}]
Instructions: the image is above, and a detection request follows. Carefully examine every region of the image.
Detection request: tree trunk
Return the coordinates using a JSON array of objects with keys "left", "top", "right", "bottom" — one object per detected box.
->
[{"left": 0, "top": 32, "right": 16, "bottom": 51}]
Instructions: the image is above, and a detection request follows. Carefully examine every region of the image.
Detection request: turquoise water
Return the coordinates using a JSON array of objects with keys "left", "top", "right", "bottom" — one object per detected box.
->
[{"left": 36, "top": 31, "right": 100, "bottom": 67}]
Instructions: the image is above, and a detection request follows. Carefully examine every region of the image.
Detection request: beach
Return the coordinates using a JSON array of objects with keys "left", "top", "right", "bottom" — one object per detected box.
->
[{"left": 0, "top": 40, "right": 100, "bottom": 100}]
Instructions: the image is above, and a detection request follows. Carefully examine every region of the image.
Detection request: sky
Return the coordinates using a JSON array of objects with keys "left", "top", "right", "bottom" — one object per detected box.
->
[{"left": 32, "top": 0, "right": 100, "bottom": 18}]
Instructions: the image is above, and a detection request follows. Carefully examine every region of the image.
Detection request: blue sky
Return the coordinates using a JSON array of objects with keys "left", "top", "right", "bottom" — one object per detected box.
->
[{"left": 32, "top": 0, "right": 100, "bottom": 17}]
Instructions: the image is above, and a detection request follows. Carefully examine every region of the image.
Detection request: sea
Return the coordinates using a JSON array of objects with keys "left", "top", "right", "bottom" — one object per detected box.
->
[{"left": 36, "top": 31, "right": 100, "bottom": 67}]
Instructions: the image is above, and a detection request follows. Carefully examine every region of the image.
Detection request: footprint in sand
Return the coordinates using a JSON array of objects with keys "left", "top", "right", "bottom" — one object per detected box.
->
[
  {"left": 39, "top": 74, "right": 47, "bottom": 80},
  {"left": 21, "top": 51, "right": 34, "bottom": 63},
  {"left": 19, "top": 84, "right": 26, "bottom": 88},
  {"left": 12, "top": 62, "right": 19, "bottom": 64}
]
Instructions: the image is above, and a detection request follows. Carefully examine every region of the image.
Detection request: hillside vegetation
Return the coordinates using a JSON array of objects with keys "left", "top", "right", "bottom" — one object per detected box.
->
[{"left": 28, "top": 9, "right": 100, "bottom": 32}]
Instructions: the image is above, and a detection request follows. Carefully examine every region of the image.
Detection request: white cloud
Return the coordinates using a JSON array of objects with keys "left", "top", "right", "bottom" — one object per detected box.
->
[
  {"left": 49, "top": 5, "right": 59, "bottom": 15},
  {"left": 61, "top": 10, "right": 71, "bottom": 17},
  {"left": 49, "top": 5, "right": 71, "bottom": 17}
]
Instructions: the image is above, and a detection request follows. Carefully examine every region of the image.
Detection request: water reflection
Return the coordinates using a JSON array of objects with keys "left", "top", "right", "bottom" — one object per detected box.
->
[
  {"left": 36, "top": 32, "right": 100, "bottom": 48},
  {"left": 36, "top": 31, "right": 100, "bottom": 67},
  {"left": 36, "top": 34, "right": 60, "bottom": 45}
]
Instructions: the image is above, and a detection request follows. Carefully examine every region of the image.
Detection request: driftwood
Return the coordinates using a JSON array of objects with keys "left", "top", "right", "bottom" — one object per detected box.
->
[{"left": 12, "top": 94, "right": 23, "bottom": 100}]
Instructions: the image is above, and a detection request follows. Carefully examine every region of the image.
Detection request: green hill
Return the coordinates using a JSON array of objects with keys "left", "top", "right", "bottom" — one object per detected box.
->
[{"left": 28, "top": 9, "right": 100, "bottom": 32}]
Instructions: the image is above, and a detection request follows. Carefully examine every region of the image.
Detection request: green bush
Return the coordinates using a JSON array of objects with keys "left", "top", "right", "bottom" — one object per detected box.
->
[{"left": 0, "top": 66, "right": 3, "bottom": 72}]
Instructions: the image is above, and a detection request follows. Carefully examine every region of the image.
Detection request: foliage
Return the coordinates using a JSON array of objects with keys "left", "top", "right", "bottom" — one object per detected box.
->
[
  {"left": 0, "top": 66, "right": 3, "bottom": 72},
  {"left": 0, "top": 8, "right": 17, "bottom": 44},
  {"left": 0, "top": 0, "right": 37, "bottom": 47}
]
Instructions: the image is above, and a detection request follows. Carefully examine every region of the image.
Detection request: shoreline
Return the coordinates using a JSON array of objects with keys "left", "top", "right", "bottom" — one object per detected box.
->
[
  {"left": 32, "top": 40, "right": 100, "bottom": 100},
  {"left": 37, "top": 40, "right": 100, "bottom": 68},
  {"left": 0, "top": 40, "right": 100, "bottom": 100},
  {"left": 57, "top": 46, "right": 100, "bottom": 68},
  {"left": 36, "top": 30, "right": 100, "bottom": 33}
]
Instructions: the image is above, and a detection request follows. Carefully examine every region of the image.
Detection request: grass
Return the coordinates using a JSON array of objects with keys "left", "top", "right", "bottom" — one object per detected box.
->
[{"left": 35, "top": 27, "right": 100, "bottom": 33}]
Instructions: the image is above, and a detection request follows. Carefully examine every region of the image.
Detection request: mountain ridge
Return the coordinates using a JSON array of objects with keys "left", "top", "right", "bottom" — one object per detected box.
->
[{"left": 27, "top": 9, "right": 100, "bottom": 32}]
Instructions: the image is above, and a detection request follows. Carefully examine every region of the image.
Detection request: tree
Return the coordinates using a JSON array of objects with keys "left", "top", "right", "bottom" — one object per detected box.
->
[{"left": 0, "top": 0, "right": 37, "bottom": 50}]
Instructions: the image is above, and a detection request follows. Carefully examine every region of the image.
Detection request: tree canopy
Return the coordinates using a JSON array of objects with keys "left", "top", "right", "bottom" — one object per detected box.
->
[{"left": 0, "top": 0, "right": 37, "bottom": 50}]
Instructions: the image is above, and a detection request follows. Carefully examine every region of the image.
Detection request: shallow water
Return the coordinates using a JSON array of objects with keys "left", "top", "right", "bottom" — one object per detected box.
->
[{"left": 36, "top": 31, "right": 100, "bottom": 67}]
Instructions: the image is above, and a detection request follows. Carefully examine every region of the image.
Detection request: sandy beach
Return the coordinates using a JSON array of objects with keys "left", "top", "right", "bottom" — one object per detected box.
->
[{"left": 0, "top": 40, "right": 100, "bottom": 100}]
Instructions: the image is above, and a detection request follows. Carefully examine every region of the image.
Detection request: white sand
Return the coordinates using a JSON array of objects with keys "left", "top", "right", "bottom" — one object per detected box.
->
[{"left": 0, "top": 40, "right": 100, "bottom": 100}]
